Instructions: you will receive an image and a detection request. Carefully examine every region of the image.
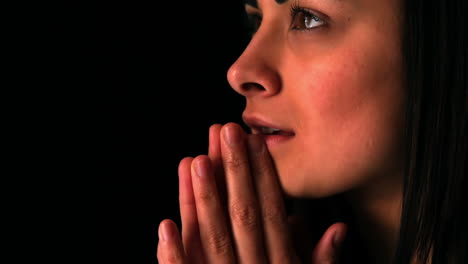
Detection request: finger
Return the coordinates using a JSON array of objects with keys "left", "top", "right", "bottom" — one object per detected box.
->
[
  {"left": 311, "top": 222, "right": 347, "bottom": 264},
  {"left": 157, "top": 236, "right": 164, "bottom": 263},
  {"left": 158, "top": 219, "right": 187, "bottom": 264},
  {"left": 191, "top": 155, "right": 236, "bottom": 263},
  {"left": 247, "top": 134, "right": 299, "bottom": 263},
  {"left": 208, "top": 124, "right": 222, "bottom": 162},
  {"left": 220, "top": 123, "right": 267, "bottom": 263},
  {"left": 208, "top": 124, "right": 226, "bottom": 203},
  {"left": 178, "top": 157, "right": 205, "bottom": 262}
]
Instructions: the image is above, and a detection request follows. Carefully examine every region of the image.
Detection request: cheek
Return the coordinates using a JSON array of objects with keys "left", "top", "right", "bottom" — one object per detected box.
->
[
  {"left": 293, "top": 51, "right": 374, "bottom": 132},
  {"left": 281, "top": 48, "right": 404, "bottom": 197}
]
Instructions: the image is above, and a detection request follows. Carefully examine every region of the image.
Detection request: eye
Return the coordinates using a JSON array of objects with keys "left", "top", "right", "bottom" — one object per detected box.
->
[{"left": 290, "top": 5, "right": 325, "bottom": 31}]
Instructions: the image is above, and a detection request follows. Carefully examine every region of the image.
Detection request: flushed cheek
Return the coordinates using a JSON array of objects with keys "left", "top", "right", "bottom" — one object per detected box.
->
[
  {"left": 278, "top": 54, "right": 404, "bottom": 197},
  {"left": 310, "top": 54, "right": 372, "bottom": 117}
]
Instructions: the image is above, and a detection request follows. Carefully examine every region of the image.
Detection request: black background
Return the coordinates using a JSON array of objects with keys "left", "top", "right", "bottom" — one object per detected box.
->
[{"left": 93, "top": 1, "right": 250, "bottom": 263}]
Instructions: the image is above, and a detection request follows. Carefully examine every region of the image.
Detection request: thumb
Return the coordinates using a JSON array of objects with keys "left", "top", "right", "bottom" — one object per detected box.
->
[{"left": 311, "top": 222, "right": 347, "bottom": 264}]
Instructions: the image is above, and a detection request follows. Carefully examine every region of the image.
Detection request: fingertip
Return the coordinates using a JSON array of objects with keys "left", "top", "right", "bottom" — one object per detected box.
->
[
  {"left": 311, "top": 222, "right": 348, "bottom": 263},
  {"left": 209, "top": 123, "right": 223, "bottom": 134},
  {"left": 222, "top": 122, "right": 246, "bottom": 135},
  {"left": 209, "top": 124, "right": 222, "bottom": 157},
  {"left": 179, "top": 157, "right": 195, "bottom": 204},
  {"left": 191, "top": 155, "right": 211, "bottom": 168},
  {"left": 220, "top": 122, "right": 246, "bottom": 147},
  {"left": 209, "top": 123, "right": 223, "bottom": 143},
  {"left": 191, "top": 155, "right": 212, "bottom": 179},
  {"left": 332, "top": 222, "right": 348, "bottom": 248},
  {"left": 178, "top": 157, "right": 194, "bottom": 182},
  {"left": 159, "top": 219, "right": 174, "bottom": 242},
  {"left": 158, "top": 219, "right": 186, "bottom": 263},
  {"left": 179, "top": 157, "right": 194, "bottom": 174}
]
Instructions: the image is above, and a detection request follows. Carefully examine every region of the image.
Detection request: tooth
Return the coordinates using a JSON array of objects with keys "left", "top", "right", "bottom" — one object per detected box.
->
[
  {"left": 261, "top": 127, "right": 271, "bottom": 134},
  {"left": 261, "top": 127, "right": 281, "bottom": 134}
]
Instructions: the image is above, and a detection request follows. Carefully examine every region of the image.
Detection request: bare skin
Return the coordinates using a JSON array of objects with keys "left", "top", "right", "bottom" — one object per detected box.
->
[
  {"left": 228, "top": 0, "right": 405, "bottom": 262},
  {"left": 157, "top": 123, "right": 347, "bottom": 263},
  {"left": 158, "top": 0, "right": 405, "bottom": 262}
]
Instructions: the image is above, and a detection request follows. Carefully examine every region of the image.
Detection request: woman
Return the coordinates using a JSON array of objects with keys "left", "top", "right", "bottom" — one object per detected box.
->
[{"left": 157, "top": 0, "right": 467, "bottom": 263}]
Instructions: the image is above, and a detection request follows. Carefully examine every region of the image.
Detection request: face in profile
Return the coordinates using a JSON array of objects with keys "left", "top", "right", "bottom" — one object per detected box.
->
[{"left": 227, "top": 0, "right": 405, "bottom": 198}]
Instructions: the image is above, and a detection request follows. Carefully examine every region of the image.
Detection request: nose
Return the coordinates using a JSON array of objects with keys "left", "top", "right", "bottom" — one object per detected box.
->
[{"left": 227, "top": 32, "right": 281, "bottom": 98}]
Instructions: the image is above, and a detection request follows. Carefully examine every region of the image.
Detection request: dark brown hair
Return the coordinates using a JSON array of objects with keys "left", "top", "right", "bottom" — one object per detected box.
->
[{"left": 395, "top": 0, "right": 467, "bottom": 263}]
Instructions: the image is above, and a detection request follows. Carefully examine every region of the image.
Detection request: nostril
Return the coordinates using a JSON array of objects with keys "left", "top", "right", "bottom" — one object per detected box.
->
[
  {"left": 241, "top": 82, "right": 267, "bottom": 93},
  {"left": 226, "top": 50, "right": 281, "bottom": 97}
]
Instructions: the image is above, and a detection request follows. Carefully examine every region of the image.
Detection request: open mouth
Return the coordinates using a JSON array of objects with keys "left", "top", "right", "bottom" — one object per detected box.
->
[
  {"left": 242, "top": 115, "right": 295, "bottom": 147},
  {"left": 260, "top": 127, "right": 295, "bottom": 137},
  {"left": 257, "top": 126, "right": 295, "bottom": 147}
]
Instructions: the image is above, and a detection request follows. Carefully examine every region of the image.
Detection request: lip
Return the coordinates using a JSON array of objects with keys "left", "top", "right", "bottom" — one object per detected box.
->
[{"left": 242, "top": 114, "right": 295, "bottom": 148}]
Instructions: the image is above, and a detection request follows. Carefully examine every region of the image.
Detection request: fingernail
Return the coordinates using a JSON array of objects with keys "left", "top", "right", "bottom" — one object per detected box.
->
[
  {"left": 159, "top": 222, "right": 170, "bottom": 242},
  {"left": 224, "top": 125, "right": 241, "bottom": 146},
  {"left": 195, "top": 158, "right": 208, "bottom": 178},
  {"left": 248, "top": 135, "right": 264, "bottom": 156}
]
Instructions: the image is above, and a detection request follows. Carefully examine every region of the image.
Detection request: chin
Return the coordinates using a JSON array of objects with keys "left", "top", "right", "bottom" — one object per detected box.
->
[
  {"left": 276, "top": 166, "right": 357, "bottom": 200},
  {"left": 277, "top": 171, "right": 330, "bottom": 199}
]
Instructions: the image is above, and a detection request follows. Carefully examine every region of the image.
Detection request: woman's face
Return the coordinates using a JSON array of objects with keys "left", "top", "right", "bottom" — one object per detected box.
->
[{"left": 227, "top": 0, "right": 405, "bottom": 198}]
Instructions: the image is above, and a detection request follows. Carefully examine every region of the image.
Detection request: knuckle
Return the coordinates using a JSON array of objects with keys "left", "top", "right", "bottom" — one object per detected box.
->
[
  {"left": 225, "top": 154, "right": 243, "bottom": 170},
  {"left": 197, "top": 188, "right": 216, "bottom": 204},
  {"left": 229, "top": 201, "right": 258, "bottom": 229},
  {"left": 205, "top": 229, "right": 232, "bottom": 256},
  {"left": 263, "top": 202, "right": 286, "bottom": 224}
]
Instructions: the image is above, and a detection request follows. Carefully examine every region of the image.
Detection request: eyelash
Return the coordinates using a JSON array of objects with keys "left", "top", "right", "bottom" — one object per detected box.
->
[
  {"left": 245, "top": 3, "right": 325, "bottom": 36},
  {"left": 289, "top": 3, "right": 326, "bottom": 31}
]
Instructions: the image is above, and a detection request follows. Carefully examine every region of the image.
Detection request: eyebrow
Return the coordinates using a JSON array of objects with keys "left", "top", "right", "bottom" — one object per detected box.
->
[{"left": 244, "top": 0, "right": 290, "bottom": 8}]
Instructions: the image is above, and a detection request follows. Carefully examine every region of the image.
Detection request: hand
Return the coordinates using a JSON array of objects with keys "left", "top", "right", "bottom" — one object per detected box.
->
[{"left": 157, "top": 123, "right": 347, "bottom": 263}]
